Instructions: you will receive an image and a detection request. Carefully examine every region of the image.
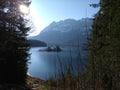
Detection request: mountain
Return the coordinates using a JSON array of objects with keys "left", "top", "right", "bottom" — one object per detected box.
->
[
  {"left": 32, "top": 18, "right": 93, "bottom": 46},
  {"left": 29, "top": 40, "right": 47, "bottom": 47}
]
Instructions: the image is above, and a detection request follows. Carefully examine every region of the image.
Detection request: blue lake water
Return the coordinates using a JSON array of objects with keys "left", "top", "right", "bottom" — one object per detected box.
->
[{"left": 28, "top": 47, "right": 87, "bottom": 80}]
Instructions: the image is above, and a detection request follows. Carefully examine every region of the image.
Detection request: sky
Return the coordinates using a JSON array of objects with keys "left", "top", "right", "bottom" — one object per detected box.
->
[{"left": 29, "top": 0, "right": 100, "bottom": 36}]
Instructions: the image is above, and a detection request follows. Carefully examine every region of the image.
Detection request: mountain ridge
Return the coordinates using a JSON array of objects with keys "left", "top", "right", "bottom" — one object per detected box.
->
[{"left": 31, "top": 18, "right": 93, "bottom": 46}]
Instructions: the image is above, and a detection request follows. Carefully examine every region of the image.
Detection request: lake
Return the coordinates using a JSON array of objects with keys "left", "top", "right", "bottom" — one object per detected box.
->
[{"left": 28, "top": 47, "right": 87, "bottom": 80}]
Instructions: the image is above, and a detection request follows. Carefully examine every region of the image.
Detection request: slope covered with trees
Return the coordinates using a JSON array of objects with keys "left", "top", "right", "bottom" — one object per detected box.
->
[
  {"left": 29, "top": 40, "right": 47, "bottom": 47},
  {"left": 88, "top": 0, "right": 120, "bottom": 89},
  {"left": 0, "top": 0, "right": 31, "bottom": 86}
]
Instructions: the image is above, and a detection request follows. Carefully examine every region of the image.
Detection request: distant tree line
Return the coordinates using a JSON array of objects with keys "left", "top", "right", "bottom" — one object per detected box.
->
[
  {"left": 0, "top": 0, "right": 31, "bottom": 85},
  {"left": 29, "top": 40, "right": 47, "bottom": 47}
]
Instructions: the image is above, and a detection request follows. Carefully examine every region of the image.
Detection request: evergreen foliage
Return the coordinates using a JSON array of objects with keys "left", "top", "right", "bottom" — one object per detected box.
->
[
  {"left": 88, "top": 0, "right": 120, "bottom": 89},
  {"left": 0, "top": 0, "right": 30, "bottom": 84}
]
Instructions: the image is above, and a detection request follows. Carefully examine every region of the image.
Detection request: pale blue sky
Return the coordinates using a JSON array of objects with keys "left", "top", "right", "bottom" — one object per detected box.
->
[{"left": 29, "top": 0, "right": 100, "bottom": 36}]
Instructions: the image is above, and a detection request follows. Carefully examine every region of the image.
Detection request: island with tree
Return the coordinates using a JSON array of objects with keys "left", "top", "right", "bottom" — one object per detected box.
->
[{"left": 39, "top": 45, "right": 62, "bottom": 52}]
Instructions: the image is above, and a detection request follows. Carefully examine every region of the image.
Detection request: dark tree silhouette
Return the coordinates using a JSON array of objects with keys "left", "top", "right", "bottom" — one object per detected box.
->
[
  {"left": 88, "top": 0, "right": 120, "bottom": 89},
  {"left": 0, "top": 0, "right": 31, "bottom": 85}
]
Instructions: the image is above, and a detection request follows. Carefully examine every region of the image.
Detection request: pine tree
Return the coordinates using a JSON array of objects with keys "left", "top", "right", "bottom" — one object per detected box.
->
[
  {"left": 0, "top": 0, "right": 30, "bottom": 84},
  {"left": 88, "top": 0, "right": 120, "bottom": 89}
]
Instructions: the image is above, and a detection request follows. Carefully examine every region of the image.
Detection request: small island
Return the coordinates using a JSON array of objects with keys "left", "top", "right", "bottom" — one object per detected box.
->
[{"left": 39, "top": 45, "right": 62, "bottom": 52}]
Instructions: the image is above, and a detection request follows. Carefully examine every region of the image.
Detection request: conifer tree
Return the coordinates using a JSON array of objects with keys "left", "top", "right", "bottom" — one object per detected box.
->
[
  {"left": 0, "top": 0, "right": 30, "bottom": 84},
  {"left": 88, "top": 0, "right": 120, "bottom": 89}
]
